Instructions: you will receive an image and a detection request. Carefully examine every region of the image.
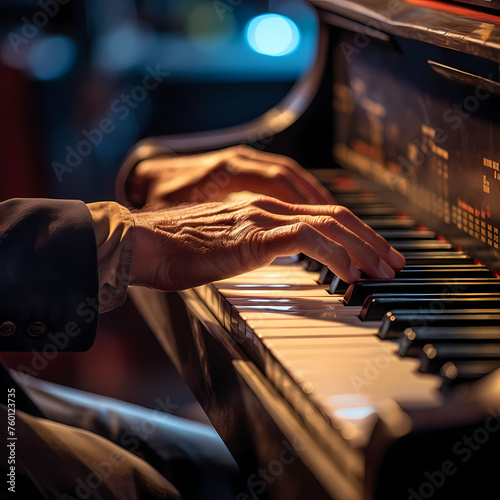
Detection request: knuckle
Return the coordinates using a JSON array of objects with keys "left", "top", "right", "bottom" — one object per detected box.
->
[
  {"left": 240, "top": 206, "right": 276, "bottom": 225},
  {"left": 293, "top": 221, "right": 311, "bottom": 236},
  {"left": 269, "top": 165, "right": 286, "bottom": 179},
  {"left": 223, "top": 157, "right": 242, "bottom": 174},
  {"left": 310, "top": 215, "right": 334, "bottom": 228},
  {"left": 251, "top": 195, "right": 275, "bottom": 206},
  {"left": 250, "top": 195, "right": 282, "bottom": 209},
  {"left": 332, "top": 205, "right": 352, "bottom": 223},
  {"left": 245, "top": 207, "right": 266, "bottom": 220},
  {"left": 231, "top": 144, "right": 254, "bottom": 156},
  {"left": 283, "top": 157, "right": 301, "bottom": 171}
]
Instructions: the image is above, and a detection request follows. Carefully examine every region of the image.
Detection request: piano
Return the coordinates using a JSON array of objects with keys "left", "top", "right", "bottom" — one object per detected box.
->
[{"left": 126, "top": 0, "right": 500, "bottom": 498}]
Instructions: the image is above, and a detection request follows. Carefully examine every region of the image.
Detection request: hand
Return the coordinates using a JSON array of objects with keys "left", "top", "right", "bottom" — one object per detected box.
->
[
  {"left": 130, "top": 196, "right": 405, "bottom": 291},
  {"left": 128, "top": 145, "right": 335, "bottom": 208}
]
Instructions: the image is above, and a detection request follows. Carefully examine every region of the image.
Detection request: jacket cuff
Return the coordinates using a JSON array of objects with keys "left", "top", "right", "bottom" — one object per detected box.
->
[{"left": 0, "top": 199, "right": 99, "bottom": 352}]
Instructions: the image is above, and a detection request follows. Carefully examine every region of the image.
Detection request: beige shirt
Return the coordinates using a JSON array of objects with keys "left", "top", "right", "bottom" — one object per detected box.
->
[{"left": 86, "top": 202, "right": 135, "bottom": 313}]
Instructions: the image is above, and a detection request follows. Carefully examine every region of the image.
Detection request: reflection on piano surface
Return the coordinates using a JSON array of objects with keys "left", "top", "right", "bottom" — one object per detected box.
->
[{"left": 129, "top": 0, "right": 500, "bottom": 498}]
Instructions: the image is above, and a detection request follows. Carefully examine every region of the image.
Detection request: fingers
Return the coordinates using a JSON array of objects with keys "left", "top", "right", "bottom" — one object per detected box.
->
[
  {"left": 223, "top": 146, "right": 335, "bottom": 204},
  {"left": 275, "top": 216, "right": 395, "bottom": 279},
  {"left": 328, "top": 205, "right": 406, "bottom": 270},
  {"left": 271, "top": 164, "right": 335, "bottom": 205},
  {"left": 260, "top": 223, "right": 361, "bottom": 283},
  {"left": 297, "top": 216, "right": 396, "bottom": 279},
  {"left": 222, "top": 158, "right": 309, "bottom": 204},
  {"left": 273, "top": 163, "right": 335, "bottom": 205},
  {"left": 251, "top": 198, "right": 405, "bottom": 271}
]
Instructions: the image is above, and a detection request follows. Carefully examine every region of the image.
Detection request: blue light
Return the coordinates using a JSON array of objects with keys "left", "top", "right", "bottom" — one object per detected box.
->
[
  {"left": 28, "top": 36, "right": 77, "bottom": 80},
  {"left": 246, "top": 14, "right": 300, "bottom": 57},
  {"left": 96, "top": 23, "right": 148, "bottom": 71}
]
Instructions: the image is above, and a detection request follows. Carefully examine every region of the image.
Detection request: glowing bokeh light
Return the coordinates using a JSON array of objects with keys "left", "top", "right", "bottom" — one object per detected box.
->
[
  {"left": 246, "top": 14, "right": 300, "bottom": 57},
  {"left": 97, "top": 23, "right": 148, "bottom": 71},
  {"left": 28, "top": 35, "right": 77, "bottom": 80}
]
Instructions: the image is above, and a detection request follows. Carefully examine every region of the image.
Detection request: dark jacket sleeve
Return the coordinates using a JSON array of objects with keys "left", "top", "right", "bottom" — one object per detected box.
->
[{"left": 0, "top": 199, "right": 99, "bottom": 352}]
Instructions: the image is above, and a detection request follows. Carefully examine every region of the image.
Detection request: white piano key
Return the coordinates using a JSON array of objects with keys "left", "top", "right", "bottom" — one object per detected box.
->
[
  {"left": 209, "top": 256, "right": 445, "bottom": 452},
  {"left": 218, "top": 286, "right": 331, "bottom": 298},
  {"left": 235, "top": 310, "right": 362, "bottom": 321},
  {"left": 229, "top": 297, "right": 350, "bottom": 309},
  {"left": 248, "top": 317, "right": 379, "bottom": 332},
  {"left": 213, "top": 276, "right": 319, "bottom": 286}
]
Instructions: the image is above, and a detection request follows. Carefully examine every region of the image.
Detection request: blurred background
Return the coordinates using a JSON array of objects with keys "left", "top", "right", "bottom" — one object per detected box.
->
[{"left": 0, "top": 0, "right": 318, "bottom": 420}]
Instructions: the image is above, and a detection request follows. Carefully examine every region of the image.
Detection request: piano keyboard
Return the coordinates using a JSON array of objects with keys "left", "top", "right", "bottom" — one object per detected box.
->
[{"left": 193, "top": 171, "right": 500, "bottom": 491}]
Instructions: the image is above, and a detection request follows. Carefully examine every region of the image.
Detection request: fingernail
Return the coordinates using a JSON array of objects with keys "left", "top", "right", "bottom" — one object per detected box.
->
[
  {"left": 388, "top": 247, "right": 406, "bottom": 268},
  {"left": 378, "top": 259, "right": 395, "bottom": 279},
  {"left": 350, "top": 262, "right": 361, "bottom": 281}
]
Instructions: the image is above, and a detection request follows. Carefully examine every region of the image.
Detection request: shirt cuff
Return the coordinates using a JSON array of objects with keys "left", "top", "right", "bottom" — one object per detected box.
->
[{"left": 86, "top": 202, "right": 135, "bottom": 313}]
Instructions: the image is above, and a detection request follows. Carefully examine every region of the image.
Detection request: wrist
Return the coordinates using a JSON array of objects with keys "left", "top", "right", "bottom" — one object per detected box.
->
[{"left": 130, "top": 211, "right": 156, "bottom": 288}]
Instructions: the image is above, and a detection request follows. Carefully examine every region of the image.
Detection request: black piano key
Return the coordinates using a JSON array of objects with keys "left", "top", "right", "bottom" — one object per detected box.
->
[
  {"left": 360, "top": 294, "right": 500, "bottom": 321},
  {"left": 418, "top": 343, "right": 500, "bottom": 373},
  {"left": 389, "top": 267, "right": 490, "bottom": 279},
  {"left": 380, "top": 313, "right": 500, "bottom": 340},
  {"left": 298, "top": 254, "right": 323, "bottom": 272},
  {"left": 402, "top": 252, "right": 474, "bottom": 265},
  {"left": 398, "top": 324, "right": 500, "bottom": 356},
  {"left": 360, "top": 218, "right": 417, "bottom": 229},
  {"left": 387, "top": 240, "right": 454, "bottom": 252},
  {"left": 326, "top": 275, "right": 349, "bottom": 295},
  {"left": 304, "top": 258, "right": 323, "bottom": 272},
  {"left": 440, "top": 361, "right": 500, "bottom": 385},
  {"left": 330, "top": 275, "right": 348, "bottom": 294},
  {"left": 344, "top": 279, "right": 500, "bottom": 306},
  {"left": 376, "top": 229, "right": 437, "bottom": 240},
  {"left": 347, "top": 206, "right": 399, "bottom": 216},
  {"left": 318, "top": 265, "right": 333, "bottom": 285},
  {"left": 333, "top": 194, "right": 386, "bottom": 205},
  {"left": 309, "top": 250, "right": 471, "bottom": 279},
  {"left": 328, "top": 266, "right": 491, "bottom": 293},
  {"left": 399, "top": 264, "right": 490, "bottom": 272}
]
